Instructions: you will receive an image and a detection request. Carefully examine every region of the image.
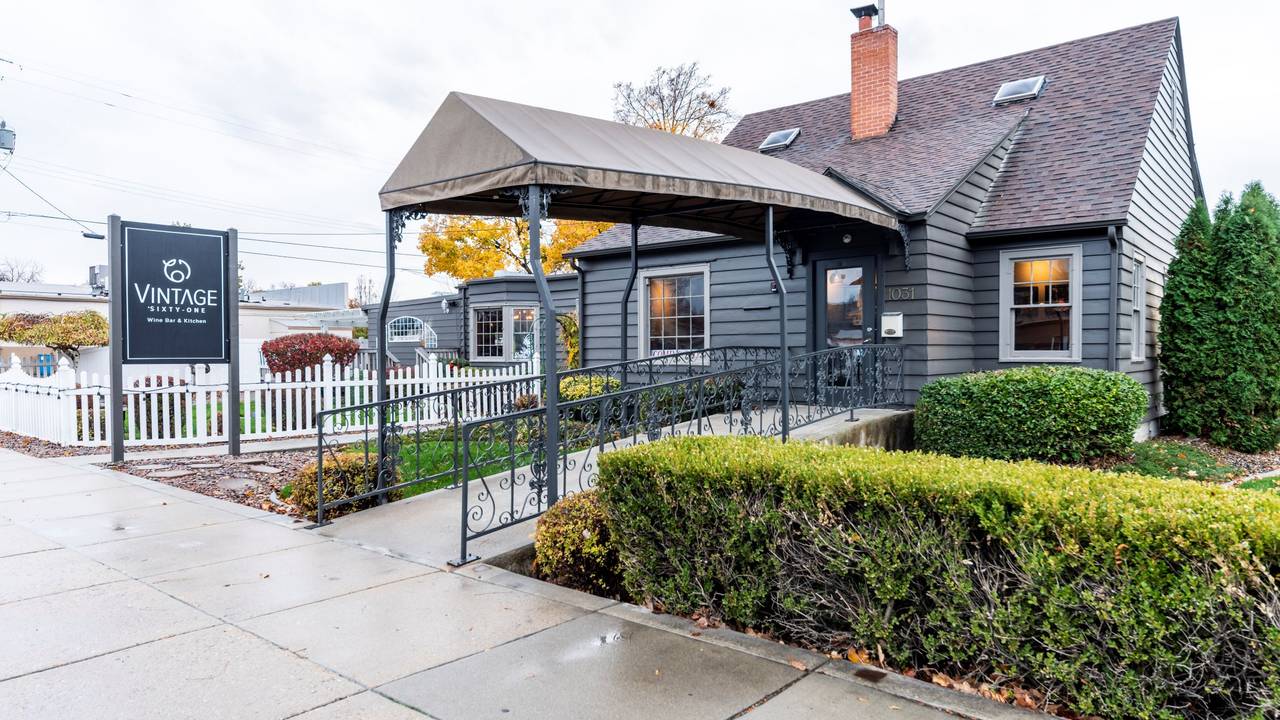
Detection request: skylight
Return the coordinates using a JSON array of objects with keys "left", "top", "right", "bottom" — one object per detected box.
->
[
  {"left": 992, "top": 75, "right": 1046, "bottom": 105},
  {"left": 758, "top": 128, "right": 800, "bottom": 152}
]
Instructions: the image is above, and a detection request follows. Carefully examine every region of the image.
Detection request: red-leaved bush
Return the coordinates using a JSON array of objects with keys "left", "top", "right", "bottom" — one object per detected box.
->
[{"left": 261, "top": 333, "right": 359, "bottom": 374}]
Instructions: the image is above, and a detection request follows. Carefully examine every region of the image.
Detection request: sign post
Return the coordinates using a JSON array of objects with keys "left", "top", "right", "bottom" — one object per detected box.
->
[
  {"left": 107, "top": 219, "right": 238, "bottom": 461},
  {"left": 226, "top": 228, "right": 240, "bottom": 456},
  {"left": 108, "top": 215, "right": 125, "bottom": 462}
]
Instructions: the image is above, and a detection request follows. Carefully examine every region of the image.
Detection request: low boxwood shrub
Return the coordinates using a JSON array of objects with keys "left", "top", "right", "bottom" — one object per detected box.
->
[
  {"left": 915, "top": 365, "right": 1147, "bottom": 462},
  {"left": 559, "top": 375, "right": 621, "bottom": 402},
  {"left": 597, "top": 436, "right": 1280, "bottom": 719},
  {"left": 533, "top": 490, "right": 620, "bottom": 595},
  {"left": 292, "top": 451, "right": 401, "bottom": 519}
]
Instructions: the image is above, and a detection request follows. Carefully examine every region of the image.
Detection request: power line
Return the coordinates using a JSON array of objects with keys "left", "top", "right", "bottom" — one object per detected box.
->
[
  {"left": 9, "top": 157, "right": 381, "bottom": 232},
  {"left": 0, "top": 207, "right": 552, "bottom": 241},
  {"left": 2, "top": 75, "right": 390, "bottom": 173},
  {"left": 3, "top": 56, "right": 395, "bottom": 165},
  {"left": 0, "top": 210, "right": 429, "bottom": 261},
  {"left": 238, "top": 249, "right": 435, "bottom": 277},
  {"left": 1, "top": 167, "right": 100, "bottom": 235},
  {"left": 234, "top": 230, "right": 383, "bottom": 236}
]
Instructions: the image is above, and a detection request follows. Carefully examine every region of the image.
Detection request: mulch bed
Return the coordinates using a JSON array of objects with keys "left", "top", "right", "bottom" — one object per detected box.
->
[
  {"left": 107, "top": 450, "right": 314, "bottom": 519},
  {"left": 1175, "top": 435, "right": 1280, "bottom": 479},
  {"left": 0, "top": 431, "right": 109, "bottom": 458}
]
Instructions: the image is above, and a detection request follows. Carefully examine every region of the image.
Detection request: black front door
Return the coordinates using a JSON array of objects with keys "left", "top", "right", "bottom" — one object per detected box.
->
[{"left": 815, "top": 257, "right": 879, "bottom": 349}]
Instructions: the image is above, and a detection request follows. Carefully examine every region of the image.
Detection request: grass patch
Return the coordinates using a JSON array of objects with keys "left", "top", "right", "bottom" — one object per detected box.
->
[
  {"left": 343, "top": 429, "right": 519, "bottom": 499},
  {"left": 1109, "top": 439, "right": 1239, "bottom": 482},
  {"left": 1240, "top": 475, "right": 1278, "bottom": 492}
]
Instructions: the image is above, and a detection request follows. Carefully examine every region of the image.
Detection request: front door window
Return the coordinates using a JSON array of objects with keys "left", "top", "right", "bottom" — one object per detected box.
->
[{"left": 825, "top": 265, "right": 867, "bottom": 347}]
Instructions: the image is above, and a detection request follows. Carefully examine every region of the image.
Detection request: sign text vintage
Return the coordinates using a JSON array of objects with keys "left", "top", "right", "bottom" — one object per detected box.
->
[{"left": 120, "top": 222, "right": 231, "bottom": 364}]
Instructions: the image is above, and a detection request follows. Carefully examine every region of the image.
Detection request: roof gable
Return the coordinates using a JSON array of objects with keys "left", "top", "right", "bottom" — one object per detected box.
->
[
  {"left": 572, "top": 17, "right": 1182, "bottom": 255},
  {"left": 724, "top": 17, "right": 1179, "bottom": 232}
]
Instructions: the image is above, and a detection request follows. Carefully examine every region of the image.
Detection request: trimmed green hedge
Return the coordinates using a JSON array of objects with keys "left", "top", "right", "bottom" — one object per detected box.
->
[
  {"left": 915, "top": 366, "right": 1147, "bottom": 462},
  {"left": 292, "top": 452, "right": 401, "bottom": 519},
  {"left": 534, "top": 490, "right": 620, "bottom": 595},
  {"left": 597, "top": 436, "right": 1280, "bottom": 719}
]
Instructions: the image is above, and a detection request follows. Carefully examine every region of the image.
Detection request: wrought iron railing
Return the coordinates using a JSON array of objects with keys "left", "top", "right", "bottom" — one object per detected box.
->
[
  {"left": 311, "top": 348, "right": 769, "bottom": 523},
  {"left": 313, "top": 344, "right": 903, "bottom": 562},
  {"left": 454, "top": 343, "right": 903, "bottom": 563}
]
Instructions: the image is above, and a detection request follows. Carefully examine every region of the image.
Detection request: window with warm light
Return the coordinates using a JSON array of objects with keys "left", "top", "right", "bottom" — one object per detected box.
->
[
  {"left": 638, "top": 265, "right": 709, "bottom": 358},
  {"left": 999, "top": 246, "right": 1082, "bottom": 362},
  {"left": 470, "top": 306, "right": 538, "bottom": 361}
]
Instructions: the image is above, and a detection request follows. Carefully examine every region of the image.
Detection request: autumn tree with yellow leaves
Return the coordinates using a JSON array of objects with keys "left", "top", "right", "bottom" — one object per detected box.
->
[
  {"left": 417, "top": 216, "right": 611, "bottom": 280},
  {"left": 417, "top": 62, "right": 731, "bottom": 281}
]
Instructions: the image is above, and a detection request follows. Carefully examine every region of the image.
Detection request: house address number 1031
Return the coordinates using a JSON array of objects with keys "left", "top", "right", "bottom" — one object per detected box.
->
[{"left": 887, "top": 286, "right": 916, "bottom": 301}]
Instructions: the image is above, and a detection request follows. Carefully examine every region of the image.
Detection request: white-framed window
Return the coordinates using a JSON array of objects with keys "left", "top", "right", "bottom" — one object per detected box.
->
[
  {"left": 470, "top": 305, "right": 539, "bottom": 361},
  {"left": 638, "top": 264, "right": 710, "bottom": 358},
  {"left": 999, "top": 245, "right": 1083, "bottom": 363},
  {"left": 1131, "top": 255, "right": 1147, "bottom": 362},
  {"left": 386, "top": 316, "right": 424, "bottom": 342}
]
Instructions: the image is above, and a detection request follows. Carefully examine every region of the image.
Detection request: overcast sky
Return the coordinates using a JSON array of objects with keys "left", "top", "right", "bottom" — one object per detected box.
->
[{"left": 2, "top": 1, "right": 1276, "bottom": 298}]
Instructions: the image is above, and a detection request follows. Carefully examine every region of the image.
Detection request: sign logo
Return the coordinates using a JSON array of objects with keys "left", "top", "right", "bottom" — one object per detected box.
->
[
  {"left": 119, "top": 222, "right": 231, "bottom": 365},
  {"left": 162, "top": 258, "right": 192, "bottom": 283}
]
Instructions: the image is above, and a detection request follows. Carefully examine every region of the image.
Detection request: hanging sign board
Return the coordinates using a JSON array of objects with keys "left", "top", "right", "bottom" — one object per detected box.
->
[{"left": 119, "top": 222, "right": 232, "bottom": 364}]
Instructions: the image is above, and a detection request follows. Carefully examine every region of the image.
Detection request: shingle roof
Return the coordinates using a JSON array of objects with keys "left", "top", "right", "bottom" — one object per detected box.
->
[{"left": 570, "top": 17, "right": 1179, "bottom": 255}]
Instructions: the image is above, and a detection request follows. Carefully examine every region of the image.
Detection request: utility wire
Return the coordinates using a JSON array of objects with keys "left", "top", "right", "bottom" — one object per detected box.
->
[
  {"left": 11, "top": 157, "right": 380, "bottom": 231},
  {"left": 0, "top": 207, "right": 551, "bottom": 241},
  {"left": 1, "top": 167, "right": 100, "bottom": 235},
  {"left": 2, "top": 75, "right": 389, "bottom": 173},
  {"left": 2, "top": 57, "right": 394, "bottom": 164}
]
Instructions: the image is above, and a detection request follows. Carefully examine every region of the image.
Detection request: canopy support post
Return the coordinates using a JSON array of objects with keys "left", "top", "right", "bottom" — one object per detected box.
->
[
  {"left": 620, "top": 220, "right": 639, "bottom": 385},
  {"left": 763, "top": 206, "right": 790, "bottom": 441},
  {"left": 525, "top": 185, "right": 561, "bottom": 508},
  {"left": 376, "top": 210, "right": 398, "bottom": 503}
]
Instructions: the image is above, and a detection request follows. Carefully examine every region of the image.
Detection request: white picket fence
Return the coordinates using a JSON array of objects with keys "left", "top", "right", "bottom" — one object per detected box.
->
[{"left": 0, "top": 353, "right": 536, "bottom": 448}]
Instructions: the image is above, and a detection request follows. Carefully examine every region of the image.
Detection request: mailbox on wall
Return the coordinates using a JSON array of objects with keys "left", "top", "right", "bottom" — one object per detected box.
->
[{"left": 880, "top": 312, "right": 904, "bottom": 339}]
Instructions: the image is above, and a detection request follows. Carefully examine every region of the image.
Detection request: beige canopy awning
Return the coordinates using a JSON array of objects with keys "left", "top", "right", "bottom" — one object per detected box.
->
[{"left": 379, "top": 92, "right": 899, "bottom": 238}]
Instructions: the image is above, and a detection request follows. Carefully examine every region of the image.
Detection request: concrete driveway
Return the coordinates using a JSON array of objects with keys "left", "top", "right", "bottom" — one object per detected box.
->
[{"left": 0, "top": 448, "right": 1029, "bottom": 720}]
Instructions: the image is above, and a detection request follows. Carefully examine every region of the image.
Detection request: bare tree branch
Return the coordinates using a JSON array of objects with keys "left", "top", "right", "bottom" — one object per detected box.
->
[
  {"left": 613, "top": 62, "right": 736, "bottom": 140},
  {"left": 0, "top": 257, "right": 44, "bottom": 283}
]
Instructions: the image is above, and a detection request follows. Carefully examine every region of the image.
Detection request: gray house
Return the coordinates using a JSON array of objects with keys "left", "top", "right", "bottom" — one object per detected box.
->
[
  {"left": 366, "top": 272, "right": 577, "bottom": 367},
  {"left": 567, "top": 14, "right": 1200, "bottom": 436}
]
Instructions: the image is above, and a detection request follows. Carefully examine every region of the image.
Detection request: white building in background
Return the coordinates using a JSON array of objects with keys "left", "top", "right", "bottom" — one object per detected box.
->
[{"left": 0, "top": 275, "right": 364, "bottom": 383}]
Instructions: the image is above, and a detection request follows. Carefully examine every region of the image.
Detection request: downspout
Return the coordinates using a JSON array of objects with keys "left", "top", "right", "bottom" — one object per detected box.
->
[
  {"left": 525, "top": 184, "right": 560, "bottom": 507},
  {"left": 620, "top": 221, "right": 639, "bottom": 385},
  {"left": 762, "top": 206, "right": 790, "bottom": 441},
  {"left": 569, "top": 257, "right": 584, "bottom": 368},
  {"left": 1107, "top": 225, "right": 1121, "bottom": 372}
]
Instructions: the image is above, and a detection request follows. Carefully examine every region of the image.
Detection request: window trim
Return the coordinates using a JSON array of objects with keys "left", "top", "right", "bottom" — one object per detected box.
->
[
  {"left": 637, "top": 264, "right": 712, "bottom": 359},
  {"left": 468, "top": 303, "right": 539, "bottom": 362},
  {"left": 1131, "top": 255, "right": 1148, "bottom": 363},
  {"left": 998, "top": 245, "right": 1083, "bottom": 363},
  {"left": 386, "top": 316, "right": 424, "bottom": 343}
]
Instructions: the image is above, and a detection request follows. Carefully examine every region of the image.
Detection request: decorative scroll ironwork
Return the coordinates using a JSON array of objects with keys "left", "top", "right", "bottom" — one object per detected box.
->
[
  {"left": 389, "top": 206, "right": 431, "bottom": 247},
  {"left": 312, "top": 343, "right": 904, "bottom": 560},
  {"left": 454, "top": 344, "right": 904, "bottom": 562}
]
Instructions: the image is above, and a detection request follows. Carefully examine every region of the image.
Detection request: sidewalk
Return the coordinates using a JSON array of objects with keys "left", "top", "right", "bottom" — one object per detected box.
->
[{"left": 0, "top": 448, "right": 1029, "bottom": 720}]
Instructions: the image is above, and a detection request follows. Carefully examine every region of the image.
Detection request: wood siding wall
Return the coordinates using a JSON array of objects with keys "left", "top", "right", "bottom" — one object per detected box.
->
[
  {"left": 366, "top": 274, "right": 578, "bottom": 366},
  {"left": 577, "top": 225, "right": 923, "bottom": 400},
  {"left": 972, "top": 231, "right": 1115, "bottom": 370},
  {"left": 1120, "top": 40, "right": 1199, "bottom": 420}
]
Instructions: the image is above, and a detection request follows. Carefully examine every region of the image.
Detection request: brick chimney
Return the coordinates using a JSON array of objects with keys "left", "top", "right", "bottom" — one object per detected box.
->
[{"left": 850, "top": 5, "right": 898, "bottom": 139}]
